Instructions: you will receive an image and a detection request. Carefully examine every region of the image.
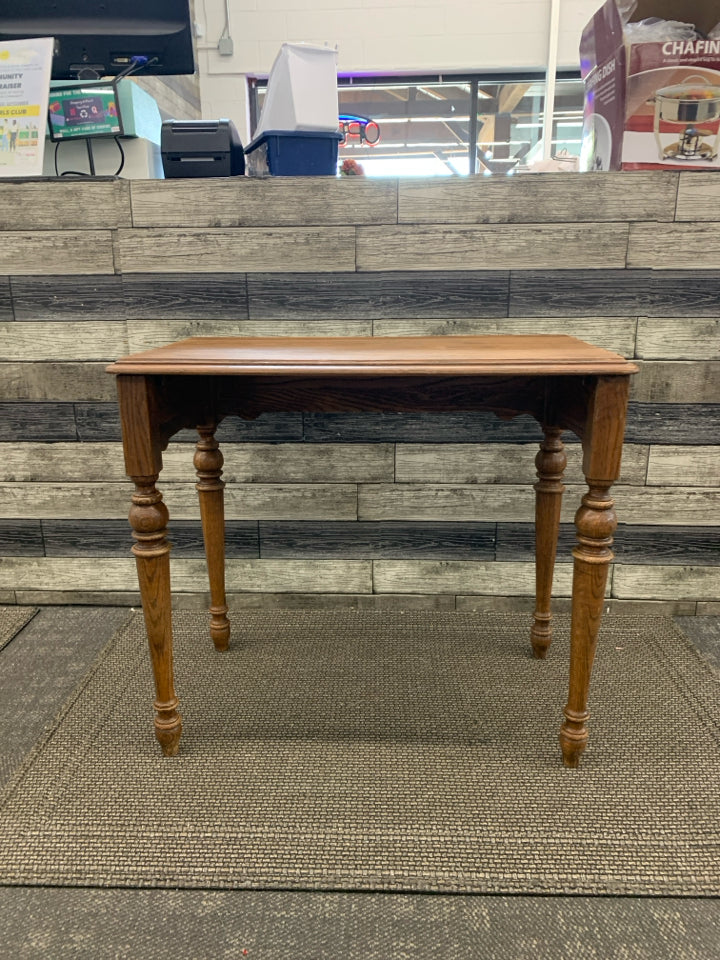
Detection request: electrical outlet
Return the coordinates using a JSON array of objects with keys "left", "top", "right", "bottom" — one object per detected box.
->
[{"left": 218, "top": 37, "right": 234, "bottom": 56}]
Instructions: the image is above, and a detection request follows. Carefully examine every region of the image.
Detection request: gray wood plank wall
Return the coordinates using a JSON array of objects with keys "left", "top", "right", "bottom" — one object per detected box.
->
[{"left": 1, "top": 172, "right": 718, "bottom": 612}]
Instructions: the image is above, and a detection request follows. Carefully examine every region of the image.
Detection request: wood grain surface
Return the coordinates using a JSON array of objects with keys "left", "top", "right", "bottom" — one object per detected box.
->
[
  {"left": 398, "top": 172, "right": 677, "bottom": 224},
  {"left": 0, "top": 180, "right": 131, "bottom": 231},
  {"left": 130, "top": 178, "right": 397, "bottom": 227},
  {"left": 357, "top": 223, "right": 630, "bottom": 271},
  {"left": 0, "top": 232, "right": 115, "bottom": 275},
  {"left": 116, "top": 227, "right": 356, "bottom": 273}
]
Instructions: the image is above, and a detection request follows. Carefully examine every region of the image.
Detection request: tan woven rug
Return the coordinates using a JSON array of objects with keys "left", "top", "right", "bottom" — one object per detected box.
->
[
  {"left": 0, "top": 606, "right": 37, "bottom": 654},
  {"left": 0, "top": 610, "right": 718, "bottom": 895}
]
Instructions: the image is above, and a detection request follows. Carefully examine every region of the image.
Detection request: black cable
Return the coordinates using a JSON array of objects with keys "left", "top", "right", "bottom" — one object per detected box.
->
[
  {"left": 54, "top": 135, "right": 126, "bottom": 177},
  {"left": 55, "top": 139, "right": 91, "bottom": 176},
  {"left": 113, "top": 136, "right": 125, "bottom": 177}
]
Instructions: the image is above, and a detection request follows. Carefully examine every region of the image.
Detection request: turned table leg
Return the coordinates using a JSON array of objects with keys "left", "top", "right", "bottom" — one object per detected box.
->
[
  {"left": 531, "top": 426, "right": 566, "bottom": 659},
  {"left": 560, "top": 484, "right": 616, "bottom": 768},
  {"left": 195, "top": 424, "right": 230, "bottom": 650},
  {"left": 129, "top": 475, "right": 182, "bottom": 756},
  {"left": 559, "top": 375, "right": 629, "bottom": 768}
]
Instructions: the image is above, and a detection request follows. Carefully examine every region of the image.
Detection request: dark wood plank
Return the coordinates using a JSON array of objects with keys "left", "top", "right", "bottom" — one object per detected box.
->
[
  {"left": 73, "top": 403, "right": 122, "bottom": 441},
  {"left": 74, "top": 404, "right": 304, "bottom": 443},
  {"left": 0, "top": 520, "right": 44, "bottom": 556},
  {"left": 42, "top": 520, "right": 259, "bottom": 558},
  {"left": 496, "top": 522, "right": 720, "bottom": 565},
  {"left": 302, "top": 412, "right": 547, "bottom": 443},
  {"left": 259, "top": 521, "right": 496, "bottom": 558},
  {"left": 614, "top": 525, "right": 720, "bottom": 565},
  {"left": 247, "top": 271, "right": 510, "bottom": 319},
  {"left": 121, "top": 274, "right": 249, "bottom": 320},
  {"left": 305, "top": 406, "right": 720, "bottom": 444},
  {"left": 510, "top": 269, "right": 720, "bottom": 317},
  {"left": 625, "top": 404, "right": 720, "bottom": 445},
  {"left": 0, "top": 403, "right": 77, "bottom": 441},
  {"left": 10, "top": 276, "right": 124, "bottom": 322},
  {"left": 10, "top": 402, "right": 719, "bottom": 447}
]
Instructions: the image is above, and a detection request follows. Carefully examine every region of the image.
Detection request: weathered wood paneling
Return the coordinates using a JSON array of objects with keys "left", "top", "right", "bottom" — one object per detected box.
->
[
  {"left": 0, "top": 322, "right": 128, "bottom": 361},
  {"left": 628, "top": 222, "right": 720, "bottom": 269},
  {"left": 0, "top": 557, "right": 372, "bottom": 594},
  {"left": 303, "top": 411, "right": 546, "bottom": 444},
  {"left": 625, "top": 404, "right": 720, "bottom": 445},
  {"left": 399, "top": 172, "right": 677, "bottom": 224},
  {"left": 247, "top": 271, "right": 510, "bottom": 319},
  {"left": 259, "top": 521, "right": 496, "bottom": 559},
  {"left": 10, "top": 275, "right": 125, "bottom": 322},
  {"left": 0, "top": 520, "right": 44, "bottom": 556},
  {"left": 646, "top": 446, "right": 720, "bottom": 486},
  {"left": 0, "top": 232, "right": 115, "bottom": 276},
  {"left": 42, "top": 519, "right": 259, "bottom": 558},
  {"left": 631, "top": 361, "right": 720, "bottom": 403},
  {"left": 0, "top": 443, "right": 126, "bottom": 482},
  {"left": 675, "top": 172, "right": 720, "bottom": 221},
  {"left": 509, "top": 269, "right": 720, "bottom": 317},
  {"left": 0, "top": 482, "right": 358, "bottom": 520},
  {"left": 0, "top": 403, "right": 77, "bottom": 441},
  {"left": 373, "top": 316, "right": 637, "bottom": 357},
  {"left": 0, "top": 363, "right": 114, "bottom": 401},
  {"left": 116, "top": 228, "right": 356, "bottom": 273},
  {"left": 612, "top": 565, "right": 720, "bottom": 600},
  {"left": 0, "top": 175, "right": 716, "bottom": 607},
  {"left": 122, "top": 274, "right": 248, "bottom": 320},
  {"left": 395, "top": 443, "right": 648, "bottom": 485},
  {"left": 359, "top": 483, "right": 719, "bottom": 525},
  {"left": 496, "top": 522, "right": 720, "bottom": 565},
  {"left": 636, "top": 318, "right": 720, "bottom": 360},
  {"left": 372, "top": 560, "right": 577, "bottom": 596},
  {"left": 130, "top": 178, "right": 398, "bottom": 227},
  {"left": 72, "top": 404, "right": 305, "bottom": 444},
  {"left": 0, "top": 277, "right": 14, "bottom": 320},
  {"left": 0, "top": 180, "right": 131, "bottom": 230},
  {"left": 126, "top": 318, "right": 373, "bottom": 352},
  {"left": 358, "top": 224, "right": 630, "bottom": 271}
]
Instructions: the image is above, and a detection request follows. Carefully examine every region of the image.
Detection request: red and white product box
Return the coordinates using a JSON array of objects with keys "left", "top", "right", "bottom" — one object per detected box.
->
[{"left": 580, "top": 0, "right": 720, "bottom": 170}]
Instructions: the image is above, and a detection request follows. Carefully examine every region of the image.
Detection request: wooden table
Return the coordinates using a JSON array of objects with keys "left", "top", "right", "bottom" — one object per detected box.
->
[{"left": 108, "top": 335, "right": 637, "bottom": 768}]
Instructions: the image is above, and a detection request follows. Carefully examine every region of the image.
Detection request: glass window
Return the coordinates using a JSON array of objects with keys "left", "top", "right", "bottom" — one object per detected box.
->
[{"left": 249, "top": 74, "right": 584, "bottom": 177}]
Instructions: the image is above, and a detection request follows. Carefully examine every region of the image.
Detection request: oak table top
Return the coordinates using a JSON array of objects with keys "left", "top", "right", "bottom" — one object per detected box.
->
[{"left": 107, "top": 334, "right": 637, "bottom": 377}]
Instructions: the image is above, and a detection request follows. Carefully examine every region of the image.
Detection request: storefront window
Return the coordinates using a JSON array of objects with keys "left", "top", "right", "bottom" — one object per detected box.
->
[{"left": 249, "top": 74, "right": 583, "bottom": 177}]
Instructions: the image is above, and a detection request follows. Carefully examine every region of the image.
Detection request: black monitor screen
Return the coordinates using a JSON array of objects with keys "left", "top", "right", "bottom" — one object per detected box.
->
[
  {"left": 48, "top": 82, "right": 123, "bottom": 140},
  {"left": 0, "top": 1, "right": 194, "bottom": 79}
]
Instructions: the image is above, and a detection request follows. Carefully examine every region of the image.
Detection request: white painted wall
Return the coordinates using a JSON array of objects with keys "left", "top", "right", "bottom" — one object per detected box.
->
[{"left": 194, "top": 0, "right": 601, "bottom": 139}]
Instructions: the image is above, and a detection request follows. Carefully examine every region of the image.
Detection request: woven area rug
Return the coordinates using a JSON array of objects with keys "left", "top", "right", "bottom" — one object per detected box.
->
[
  {"left": 0, "top": 606, "right": 38, "bottom": 654},
  {"left": 0, "top": 611, "right": 718, "bottom": 895}
]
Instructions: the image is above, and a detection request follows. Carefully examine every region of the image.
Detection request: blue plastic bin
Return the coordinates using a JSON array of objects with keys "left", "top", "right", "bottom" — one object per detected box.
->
[{"left": 244, "top": 129, "right": 342, "bottom": 176}]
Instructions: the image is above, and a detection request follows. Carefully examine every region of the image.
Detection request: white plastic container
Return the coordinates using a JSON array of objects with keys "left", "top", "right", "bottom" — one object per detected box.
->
[{"left": 254, "top": 42, "right": 338, "bottom": 138}]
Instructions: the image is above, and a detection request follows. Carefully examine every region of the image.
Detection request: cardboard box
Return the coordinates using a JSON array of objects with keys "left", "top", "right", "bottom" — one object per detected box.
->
[{"left": 580, "top": 0, "right": 720, "bottom": 169}]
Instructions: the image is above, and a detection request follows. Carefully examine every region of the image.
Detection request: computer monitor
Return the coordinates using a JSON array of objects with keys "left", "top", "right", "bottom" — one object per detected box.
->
[
  {"left": 48, "top": 81, "right": 122, "bottom": 141},
  {"left": 0, "top": 1, "right": 194, "bottom": 80}
]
